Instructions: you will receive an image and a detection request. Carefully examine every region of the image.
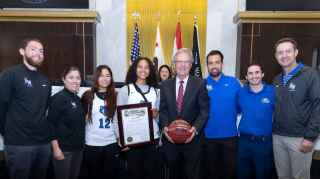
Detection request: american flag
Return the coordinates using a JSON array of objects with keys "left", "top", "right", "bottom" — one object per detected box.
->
[{"left": 130, "top": 23, "right": 140, "bottom": 62}]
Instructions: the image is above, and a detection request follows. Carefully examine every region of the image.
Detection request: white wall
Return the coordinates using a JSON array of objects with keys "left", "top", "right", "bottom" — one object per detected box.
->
[
  {"left": 91, "top": 0, "right": 127, "bottom": 82},
  {"left": 92, "top": 0, "right": 241, "bottom": 81},
  {"left": 205, "top": 0, "right": 240, "bottom": 77}
]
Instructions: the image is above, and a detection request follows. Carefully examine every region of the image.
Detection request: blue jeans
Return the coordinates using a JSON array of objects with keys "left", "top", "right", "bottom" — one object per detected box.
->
[{"left": 237, "top": 134, "right": 273, "bottom": 179}]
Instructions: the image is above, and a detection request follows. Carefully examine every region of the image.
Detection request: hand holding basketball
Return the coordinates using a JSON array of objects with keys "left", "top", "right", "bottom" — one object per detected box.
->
[{"left": 166, "top": 119, "right": 193, "bottom": 144}]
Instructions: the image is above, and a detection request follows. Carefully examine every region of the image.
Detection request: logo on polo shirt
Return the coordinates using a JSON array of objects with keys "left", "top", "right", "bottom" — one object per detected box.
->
[
  {"left": 206, "top": 84, "right": 213, "bottom": 91},
  {"left": 288, "top": 82, "right": 296, "bottom": 91},
  {"left": 261, "top": 98, "right": 270, "bottom": 104},
  {"left": 24, "top": 77, "right": 32, "bottom": 88},
  {"left": 224, "top": 83, "right": 229, "bottom": 87}
]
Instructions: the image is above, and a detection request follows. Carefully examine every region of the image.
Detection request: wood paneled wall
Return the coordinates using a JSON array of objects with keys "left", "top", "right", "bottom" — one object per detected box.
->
[
  {"left": 238, "top": 23, "right": 320, "bottom": 83},
  {"left": 0, "top": 22, "right": 94, "bottom": 81}
]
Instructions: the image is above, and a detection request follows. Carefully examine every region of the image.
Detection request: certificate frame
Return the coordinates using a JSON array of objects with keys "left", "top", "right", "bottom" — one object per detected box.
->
[{"left": 117, "top": 102, "right": 155, "bottom": 147}]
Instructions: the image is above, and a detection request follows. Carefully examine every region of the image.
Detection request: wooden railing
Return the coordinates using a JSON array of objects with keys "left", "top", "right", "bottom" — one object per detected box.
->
[{"left": 0, "top": 9, "right": 98, "bottom": 22}]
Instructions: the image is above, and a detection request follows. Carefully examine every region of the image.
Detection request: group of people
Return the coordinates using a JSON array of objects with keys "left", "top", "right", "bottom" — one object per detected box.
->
[{"left": 0, "top": 37, "right": 319, "bottom": 179}]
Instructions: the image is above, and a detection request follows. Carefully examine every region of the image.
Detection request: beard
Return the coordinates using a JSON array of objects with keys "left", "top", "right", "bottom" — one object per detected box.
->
[
  {"left": 25, "top": 56, "right": 43, "bottom": 68},
  {"left": 209, "top": 68, "right": 221, "bottom": 78}
]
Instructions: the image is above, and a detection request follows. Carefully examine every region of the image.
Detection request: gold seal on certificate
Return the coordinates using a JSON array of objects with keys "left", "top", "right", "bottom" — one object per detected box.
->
[{"left": 117, "top": 102, "right": 155, "bottom": 147}]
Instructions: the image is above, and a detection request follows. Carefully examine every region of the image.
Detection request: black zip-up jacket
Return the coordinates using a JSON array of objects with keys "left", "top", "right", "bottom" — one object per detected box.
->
[
  {"left": 273, "top": 66, "right": 320, "bottom": 141},
  {"left": 48, "top": 88, "right": 85, "bottom": 151},
  {"left": 0, "top": 64, "right": 52, "bottom": 145}
]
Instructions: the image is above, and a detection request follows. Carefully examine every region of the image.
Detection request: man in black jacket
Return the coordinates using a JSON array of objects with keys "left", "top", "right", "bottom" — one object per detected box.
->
[
  {"left": 273, "top": 37, "right": 320, "bottom": 179},
  {"left": 0, "top": 38, "right": 52, "bottom": 179}
]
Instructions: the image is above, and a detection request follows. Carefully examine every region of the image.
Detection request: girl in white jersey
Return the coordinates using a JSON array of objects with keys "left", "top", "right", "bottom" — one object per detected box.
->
[
  {"left": 81, "top": 65, "right": 119, "bottom": 179},
  {"left": 117, "top": 57, "right": 162, "bottom": 179}
]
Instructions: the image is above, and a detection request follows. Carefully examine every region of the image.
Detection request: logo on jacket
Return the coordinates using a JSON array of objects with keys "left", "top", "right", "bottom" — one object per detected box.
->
[
  {"left": 24, "top": 77, "right": 32, "bottom": 88},
  {"left": 261, "top": 98, "right": 271, "bottom": 104},
  {"left": 206, "top": 84, "right": 213, "bottom": 91},
  {"left": 288, "top": 82, "right": 296, "bottom": 91},
  {"left": 71, "top": 101, "right": 77, "bottom": 109}
]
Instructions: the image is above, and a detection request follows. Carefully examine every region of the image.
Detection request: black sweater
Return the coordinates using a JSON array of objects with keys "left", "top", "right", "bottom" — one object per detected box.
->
[
  {"left": 0, "top": 64, "right": 52, "bottom": 145},
  {"left": 48, "top": 88, "right": 85, "bottom": 151}
]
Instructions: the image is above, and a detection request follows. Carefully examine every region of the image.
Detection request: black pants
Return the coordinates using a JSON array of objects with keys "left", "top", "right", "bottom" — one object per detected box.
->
[
  {"left": 83, "top": 143, "right": 120, "bottom": 179},
  {"left": 52, "top": 150, "right": 83, "bottom": 179},
  {"left": 5, "top": 143, "right": 51, "bottom": 179},
  {"left": 162, "top": 137, "right": 202, "bottom": 179},
  {"left": 125, "top": 143, "right": 163, "bottom": 179},
  {"left": 311, "top": 159, "right": 320, "bottom": 179},
  {"left": 202, "top": 137, "right": 238, "bottom": 179}
]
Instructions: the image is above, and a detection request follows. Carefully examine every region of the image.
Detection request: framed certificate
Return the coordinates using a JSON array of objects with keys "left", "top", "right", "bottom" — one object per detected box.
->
[{"left": 117, "top": 102, "right": 155, "bottom": 147}]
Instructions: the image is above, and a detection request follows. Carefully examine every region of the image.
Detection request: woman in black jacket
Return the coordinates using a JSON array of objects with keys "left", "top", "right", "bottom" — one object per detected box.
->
[{"left": 48, "top": 66, "right": 85, "bottom": 179}]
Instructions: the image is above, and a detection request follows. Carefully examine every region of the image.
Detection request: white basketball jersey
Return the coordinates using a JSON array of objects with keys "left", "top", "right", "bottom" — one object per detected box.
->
[
  {"left": 127, "top": 84, "right": 160, "bottom": 139},
  {"left": 85, "top": 93, "right": 117, "bottom": 146}
]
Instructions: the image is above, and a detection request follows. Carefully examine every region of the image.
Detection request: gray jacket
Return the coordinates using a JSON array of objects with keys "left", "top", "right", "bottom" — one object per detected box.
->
[{"left": 273, "top": 66, "right": 320, "bottom": 141}]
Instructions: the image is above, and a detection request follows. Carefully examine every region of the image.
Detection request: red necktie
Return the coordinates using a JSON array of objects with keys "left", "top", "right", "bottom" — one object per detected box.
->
[{"left": 176, "top": 80, "right": 184, "bottom": 114}]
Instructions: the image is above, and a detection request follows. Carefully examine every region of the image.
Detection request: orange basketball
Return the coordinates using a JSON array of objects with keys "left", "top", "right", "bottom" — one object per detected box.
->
[{"left": 167, "top": 119, "right": 192, "bottom": 143}]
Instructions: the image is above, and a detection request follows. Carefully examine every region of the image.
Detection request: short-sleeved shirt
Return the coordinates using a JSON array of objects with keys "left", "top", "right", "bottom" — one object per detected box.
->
[
  {"left": 204, "top": 74, "right": 241, "bottom": 138},
  {"left": 238, "top": 84, "right": 275, "bottom": 136}
]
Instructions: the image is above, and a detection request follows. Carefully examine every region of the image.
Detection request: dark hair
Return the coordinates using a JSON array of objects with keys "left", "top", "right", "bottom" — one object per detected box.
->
[
  {"left": 19, "top": 38, "right": 43, "bottom": 49},
  {"left": 274, "top": 37, "right": 298, "bottom": 51},
  {"left": 61, "top": 66, "right": 81, "bottom": 79},
  {"left": 206, "top": 50, "right": 224, "bottom": 64},
  {"left": 158, "top": 64, "right": 172, "bottom": 81},
  {"left": 125, "top": 57, "right": 158, "bottom": 87},
  {"left": 246, "top": 63, "right": 264, "bottom": 73},
  {"left": 81, "top": 65, "right": 117, "bottom": 122}
]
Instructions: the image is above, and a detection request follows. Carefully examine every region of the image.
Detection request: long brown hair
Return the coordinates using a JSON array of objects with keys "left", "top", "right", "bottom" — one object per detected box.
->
[{"left": 81, "top": 65, "right": 117, "bottom": 123}]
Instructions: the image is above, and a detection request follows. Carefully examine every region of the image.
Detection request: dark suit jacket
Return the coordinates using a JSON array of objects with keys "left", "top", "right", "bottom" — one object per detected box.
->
[{"left": 159, "top": 75, "right": 209, "bottom": 133}]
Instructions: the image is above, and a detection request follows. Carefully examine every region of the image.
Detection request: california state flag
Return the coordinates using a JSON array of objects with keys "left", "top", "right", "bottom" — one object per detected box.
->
[
  {"left": 172, "top": 22, "right": 183, "bottom": 59},
  {"left": 153, "top": 23, "right": 165, "bottom": 69}
]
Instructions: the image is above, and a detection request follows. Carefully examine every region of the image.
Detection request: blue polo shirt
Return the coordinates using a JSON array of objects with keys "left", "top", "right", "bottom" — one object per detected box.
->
[
  {"left": 238, "top": 84, "right": 275, "bottom": 136},
  {"left": 282, "top": 63, "right": 304, "bottom": 85},
  {"left": 204, "top": 74, "right": 241, "bottom": 138}
]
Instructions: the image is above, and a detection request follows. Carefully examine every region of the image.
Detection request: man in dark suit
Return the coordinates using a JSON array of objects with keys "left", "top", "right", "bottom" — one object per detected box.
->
[{"left": 159, "top": 48, "right": 209, "bottom": 179}]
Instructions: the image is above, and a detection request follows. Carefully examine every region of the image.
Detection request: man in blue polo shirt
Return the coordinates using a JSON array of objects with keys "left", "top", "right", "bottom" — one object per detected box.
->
[
  {"left": 237, "top": 64, "right": 275, "bottom": 179},
  {"left": 202, "top": 50, "right": 241, "bottom": 179}
]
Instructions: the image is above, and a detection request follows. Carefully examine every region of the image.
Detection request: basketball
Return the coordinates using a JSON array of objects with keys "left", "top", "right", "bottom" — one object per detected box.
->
[{"left": 167, "top": 119, "right": 192, "bottom": 143}]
